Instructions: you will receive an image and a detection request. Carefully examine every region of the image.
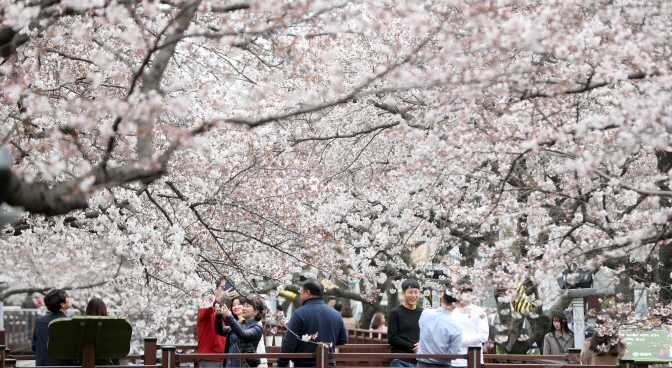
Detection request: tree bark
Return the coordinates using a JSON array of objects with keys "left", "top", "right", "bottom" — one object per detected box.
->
[
  {"left": 4, "top": 165, "right": 165, "bottom": 216},
  {"left": 136, "top": 0, "right": 202, "bottom": 159},
  {"left": 660, "top": 242, "right": 672, "bottom": 303}
]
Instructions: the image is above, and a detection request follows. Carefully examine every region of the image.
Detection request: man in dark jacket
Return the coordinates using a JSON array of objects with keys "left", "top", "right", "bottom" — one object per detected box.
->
[
  {"left": 278, "top": 279, "right": 348, "bottom": 367},
  {"left": 32, "top": 289, "right": 77, "bottom": 366}
]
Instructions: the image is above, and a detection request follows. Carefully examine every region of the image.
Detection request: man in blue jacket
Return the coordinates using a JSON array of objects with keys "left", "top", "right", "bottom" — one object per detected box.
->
[
  {"left": 278, "top": 279, "right": 348, "bottom": 367},
  {"left": 32, "top": 289, "right": 77, "bottom": 366}
]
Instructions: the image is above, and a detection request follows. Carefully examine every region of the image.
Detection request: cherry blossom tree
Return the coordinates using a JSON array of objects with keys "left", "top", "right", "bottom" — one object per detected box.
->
[{"left": 2, "top": 0, "right": 672, "bottom": 349}]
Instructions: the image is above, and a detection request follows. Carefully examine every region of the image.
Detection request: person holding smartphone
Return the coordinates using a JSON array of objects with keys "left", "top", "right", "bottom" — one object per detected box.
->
[
  {"left": 197, "top": 278, "right": 236, "bottom": 367},
  {"left": 214, "top": 296, "right": 265, "bottom": 368}
]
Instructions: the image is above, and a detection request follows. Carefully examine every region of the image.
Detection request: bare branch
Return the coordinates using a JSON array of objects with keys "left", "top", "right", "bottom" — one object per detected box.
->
[
  {"left": 210, "top": 2, "right": 250, "bottom": 13},
  {"left": 595, "top": 169, "right": 672, "bottom": 197}
]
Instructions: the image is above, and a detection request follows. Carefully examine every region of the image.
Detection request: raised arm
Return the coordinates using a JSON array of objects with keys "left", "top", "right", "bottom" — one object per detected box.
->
[
  {"left": 214, "top": 314, "right": 231, "bottom": 336},
  {"left": 225, "top": 315, "right": 263, "bottom": 341},
  {"left": 198, "top": 301, "right": 216, "bottom": 322}
]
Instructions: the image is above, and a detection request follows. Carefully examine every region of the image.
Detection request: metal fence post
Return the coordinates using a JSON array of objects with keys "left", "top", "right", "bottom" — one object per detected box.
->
[
  {"left": 162, "top": 346, "right": 176, "bottom": 368},
  {"left": 468, "top": 345, "right": 482, "bottom": 368},
  {"left": 144, "top": 337, "right": 158, "bottom": 365}
]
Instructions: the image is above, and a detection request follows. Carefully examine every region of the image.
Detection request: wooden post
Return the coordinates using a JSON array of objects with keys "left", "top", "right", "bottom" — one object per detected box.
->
[
  {"left": 144, "top": 337, "right": 158, "bottom": 366},
  {"left": 315, "top": 344, "right": 323, "bottom": 368},
  {"left": 323, "top": 344, "right": 330, "bottom": 368},
  {"left": 468, "top": 345, "right": 482, "bottom": 368},
  {"left": 0, "top": 344, "right": 5, "bottom": 368},
  {"left": 567, "top": 348, "right": 582, "bottom": 365},
  {"left": 0, "top": 329, "right": 5, "bottom": 346},
  {"left": 81, "top": 342, "right": 96, "bottom": 368},
  {"left": 314, "top": 344, "right": 329, "bottom": 368},
  {"left": 620, "top": 359, "right": 635, "bottom": 368},
  {"left": 161, "top": 346, "right": 176, "bottom": 368}
]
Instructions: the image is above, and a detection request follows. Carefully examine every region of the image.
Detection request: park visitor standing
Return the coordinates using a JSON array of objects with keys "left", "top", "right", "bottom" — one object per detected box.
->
[
  {"left": 388, "top": 279, "right": 423, "bottom": 367},
  {"left": 451, "top": 279, "right": 489, "bottom": 368},
  {"left": 277, "top": 279, "right": 348, "bottom": 367},
  {"left": 417, "top": 287, "right": 462, "bottom": 367},
  {"left": 214, "top": 296, "right": 265, "bottom": 368},
  {"left": 581, "top": 313, "right": 626, "bottom": 365},
  {"left": 543, "top": 313, "right": 574, "bottom": 355},
  {"left": 197, "top": 278, "right": 235, "bottom": 368}
]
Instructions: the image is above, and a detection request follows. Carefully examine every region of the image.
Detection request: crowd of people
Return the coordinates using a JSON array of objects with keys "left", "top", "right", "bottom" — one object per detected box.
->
[{"left": 28, "top": 279, "right": 628, "bottom": 367}]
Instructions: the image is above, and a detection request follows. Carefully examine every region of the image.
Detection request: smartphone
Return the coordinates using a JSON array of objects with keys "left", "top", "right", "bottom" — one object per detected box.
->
[{"left": 224, "top": 280, "right": 235, "bottom": 291}]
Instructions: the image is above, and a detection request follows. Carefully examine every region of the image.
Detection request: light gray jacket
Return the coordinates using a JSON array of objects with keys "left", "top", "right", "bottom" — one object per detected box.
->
[{"left": 543, "top": 331, "right": 574, "bottom": 355}]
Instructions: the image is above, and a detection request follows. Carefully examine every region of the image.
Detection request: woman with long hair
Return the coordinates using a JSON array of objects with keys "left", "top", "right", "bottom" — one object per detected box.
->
[
  {"left": 581, "top": 313, "right": 626, "bottom": 365},
  {"left": 84, "top": 298, "right": 118, "bottom": 365},
  {"left": 85, "top": 298, "right": 109, "bottom": 316},
  {"left": 542, "top": 313, "right": 574, "bottom": 355},
  {"left": 370, "top": 313, "right": 387, "bottom": 332}
]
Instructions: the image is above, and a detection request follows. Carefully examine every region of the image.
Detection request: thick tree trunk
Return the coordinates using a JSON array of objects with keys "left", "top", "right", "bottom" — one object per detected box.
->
[
  {"left": 459, "top": 240, "right": 479, "bottom": 267},
  {"left": 495, "top": 290, "right": 572, "bottom": 354},
  {"left": 660, "top": 242, "right": 672, "bottom": 303},
  {"left": 360, "top": 303, "right": 375, "bottom": 329},
  {"left": 616, "top": 277, "right": 634, "bottom": 303},
  {"left": 657, "top": 150, "right": 672, "bottom": 303}
]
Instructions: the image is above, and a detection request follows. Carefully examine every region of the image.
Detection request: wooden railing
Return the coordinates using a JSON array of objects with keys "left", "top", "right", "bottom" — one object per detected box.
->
[
  {"left": 1, "top": 309, "right": 39, "bottom": 352},
  {"left": 1, "top": 337, "right": 638, "bottom": 368},
  {"left": 0, "top": 327, "right": 639, "bottom": 368}
]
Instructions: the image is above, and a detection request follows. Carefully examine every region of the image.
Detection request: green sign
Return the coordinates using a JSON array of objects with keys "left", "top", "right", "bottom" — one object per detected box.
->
[{"left": 621, "top": 328, "right": 672, "bottom": 362}]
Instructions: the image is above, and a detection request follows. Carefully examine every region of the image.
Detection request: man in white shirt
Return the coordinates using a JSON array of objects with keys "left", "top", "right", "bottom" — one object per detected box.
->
[{"left": 451, "top": 279, "right": 489, "bottom": 368}]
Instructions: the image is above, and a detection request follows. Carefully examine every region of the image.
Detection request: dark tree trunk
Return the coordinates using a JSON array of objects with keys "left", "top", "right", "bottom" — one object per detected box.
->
[
  {"left": 459, "top": 240, "right": 479, "bottom": 267},
  {"left": 660, "top": 242, "right": 672, "bottom": 303},
  {"left": 360, "top": 303, "right": 375, "bottom": 329},
  {"left": 616, "top": 277, "right": 634, "bottom": 303},
  {"left": 656, "top": 150, "right": 672, "bottom": 302}
]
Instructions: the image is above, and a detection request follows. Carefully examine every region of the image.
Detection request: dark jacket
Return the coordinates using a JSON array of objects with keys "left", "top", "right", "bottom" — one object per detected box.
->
[
  {"left": 214, "top": 314, "right": 263, "bottom": 367},
  {"left": 278, "top": 298, "right": 348, "bottom": 367},
  {"left": 32, "top": 311, "right": 78, "bottom": 366}
]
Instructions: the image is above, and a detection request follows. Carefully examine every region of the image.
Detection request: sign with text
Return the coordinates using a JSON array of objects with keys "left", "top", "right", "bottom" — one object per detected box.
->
[{"left": 621, "top": 328, "right": 672, "bottom": 362}]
